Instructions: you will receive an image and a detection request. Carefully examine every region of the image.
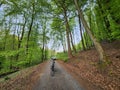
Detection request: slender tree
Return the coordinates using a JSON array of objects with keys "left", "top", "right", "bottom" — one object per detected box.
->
[
  {"left": 26, "top": 1, "right": 35, "bottom": 54},
  {"left": 74, "top": 0, "right": 107, "bottom": 62},
  {"left": 78, "top": 16, "right": 86, "bottom": 50}
]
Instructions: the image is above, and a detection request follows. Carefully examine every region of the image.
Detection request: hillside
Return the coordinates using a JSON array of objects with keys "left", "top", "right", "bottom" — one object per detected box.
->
[{"left": 59, "top": 41, "right": 120, "bottom": 90}]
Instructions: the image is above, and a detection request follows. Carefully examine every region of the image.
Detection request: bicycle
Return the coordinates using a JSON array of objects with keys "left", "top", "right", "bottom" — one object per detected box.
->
[
  {"left": 50, "top": 64, "right": 55, "bottom": 76},
  {"left": 50, "top": 58, "right": 56, "bottom": 76}
]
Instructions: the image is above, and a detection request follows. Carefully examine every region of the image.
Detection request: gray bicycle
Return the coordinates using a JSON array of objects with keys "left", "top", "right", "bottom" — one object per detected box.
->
[{"left": 50, "top": 58, "right": 56, "bottom": 76}]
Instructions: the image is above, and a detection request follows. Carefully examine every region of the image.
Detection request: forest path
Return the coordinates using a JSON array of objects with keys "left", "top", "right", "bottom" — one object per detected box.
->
[{"left": 32, "top": 61, "right": 84, "bottom": 90}]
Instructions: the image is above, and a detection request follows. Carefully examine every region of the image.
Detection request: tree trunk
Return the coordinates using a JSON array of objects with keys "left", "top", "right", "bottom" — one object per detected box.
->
[
  {"left": 41, "top": 44, "right": 44, "bottom": 62},
  {"left": 78, "top": 16, "right": 85, "bottom": 50},
  {"left": 12, "top": 17, "right": 17, "bottom": 50},
  {"left": 44, "top": 44, "right": 48, "bottom": 60},
  {"left": 63, "top": 7, "right": 73, "bottom": 58},
  {"left": 74, "top": 0, "right": 107, "bottom": 62},
  {"left": 70, "top": 31, "right": 77, "bottom": 53},
  {"left": 62, "top": 42, "right": 66, "bottom": 53},
  {"left": 18, "top": 16, "right": 27, "bottom": 50},
  {"left": 63, "top": 35, "right": 67, "bottom": 53},
  {"left": 17, "top": 16, "right": 27, "bottom": 60},
  {"left": 83, "top": 32, "right": 89, "bottom": 49},
  {"left": 41, "top": 32, "right": 45, "bottom": 62},
  {"left": 41, "top": 19, "right": 47, "bottom": 62},
  {"left": 26, "top": 3, "right": 35, "bottom": 54},
  {"left": 53, "top": 0, "right": 72, "bottom": 57},
  {"left": 12, "top": 28, "right": 15, "bottom": 50},
  {"left": 61, "top": 34, "right": 66, "bottom": 53}
]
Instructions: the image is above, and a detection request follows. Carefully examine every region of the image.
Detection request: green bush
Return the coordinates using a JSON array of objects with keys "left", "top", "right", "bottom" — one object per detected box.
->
[
  {"left": 4, "top": 76, "right": 10, "bottom": 80},
  {"left": 56, "top": 52, "right": 68, "bottom": 62}
]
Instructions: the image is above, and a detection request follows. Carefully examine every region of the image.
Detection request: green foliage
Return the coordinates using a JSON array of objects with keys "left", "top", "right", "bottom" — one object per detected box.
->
[
  {"left": 110, "top": 18, "right": 120, "bottom": 39},
  {"left": 0, "top": 50, "right": 18, "bottom": 57},
  {"left": 77, "top": 0, "right": 120, "bottom": 51},
  {"left": 56, "top": 52, "right": 68, "bottom": 62},
  {"left": 0, "top": 0, "right": 52, "bottom": 77},
  {"left": 4, "top": 76, "right": 10, "bottom": 80}
]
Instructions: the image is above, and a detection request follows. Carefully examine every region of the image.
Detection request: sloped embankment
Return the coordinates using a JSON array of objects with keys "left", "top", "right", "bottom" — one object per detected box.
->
[{"left": 59, "top": 41, "right": 120, "bottom": 90}]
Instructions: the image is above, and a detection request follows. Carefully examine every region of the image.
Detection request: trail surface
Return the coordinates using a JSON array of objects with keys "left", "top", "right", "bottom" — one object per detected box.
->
[{"left": 32, "top": 61, "right": 84, "bottom": 90}]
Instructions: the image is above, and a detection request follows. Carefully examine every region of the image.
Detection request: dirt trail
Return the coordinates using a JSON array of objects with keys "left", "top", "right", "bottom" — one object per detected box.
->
[{"left": 32, "top": 61, "right": 84, "bottom": 90}]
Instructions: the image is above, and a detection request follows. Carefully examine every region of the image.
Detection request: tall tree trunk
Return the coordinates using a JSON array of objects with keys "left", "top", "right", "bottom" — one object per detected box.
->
[
  {"left": 53, "top": 0, "right": 72, "bottom": 56},
  {"left": 74, "top": 0, "right": 107, "bottom": 62},
  {"left": 62, "top": 42, "right": 66, "bottom": 53},
  {"left": 61, "top": 34, "right": 66, "bottom": 53},
  {"left": 41, "top": 19, "right": 47, "bottom": 62},
  {"left": 63, "top": 35, "right": 67, "bottom": 53},
  {"left": 65, "top": 36, "right": 67, "bottom": 52},
  {"left": 41, "top": 32, "right": 45, "bottom": 62},
  {"left": 72, "top": 30, "right": 76, "bottom": 46},
  {"left": 26, "top": 3, "right": 35, "bottom": 54},
  {"left": 41, "top": 44, "right": 44, "bottom": 62},
  {"left": 78, "top": 16, "right": 85, "bottom": 50},
  {"left": 44, "top": 44, "right": 48, "bottom": 60},
  {"left": 83, "top": 32, "right": 88, "bottom": 49},
  {"left": 12, "top": 28, "right": 15, "bottom": 50},
  {"left": 63, "top": 7, "right": 73, "bottom": 58},
  {"left": 17, "top": 16, "right": 27, "bottom": 60},
  {"left": 18, "top": 16, "right": 27, "bottom": 50},
  {"left": 70, "top": 31, "right": 77, "bottom": 53}
]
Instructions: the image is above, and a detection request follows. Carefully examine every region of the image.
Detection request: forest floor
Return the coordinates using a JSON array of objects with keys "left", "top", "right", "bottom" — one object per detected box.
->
[{"left": 59, "top": 40, "right": 120, "bottom": 90}]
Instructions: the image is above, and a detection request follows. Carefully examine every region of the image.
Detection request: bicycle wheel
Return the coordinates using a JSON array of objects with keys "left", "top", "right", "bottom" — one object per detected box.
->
[{"left": 50, "top": 70, "right": 54, "bottom": 76}]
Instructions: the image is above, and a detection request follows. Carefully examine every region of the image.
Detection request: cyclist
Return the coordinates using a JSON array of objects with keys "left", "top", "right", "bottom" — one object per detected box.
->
[{"left": 50, "top": 57, "right": 56, "bottom": 76}]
